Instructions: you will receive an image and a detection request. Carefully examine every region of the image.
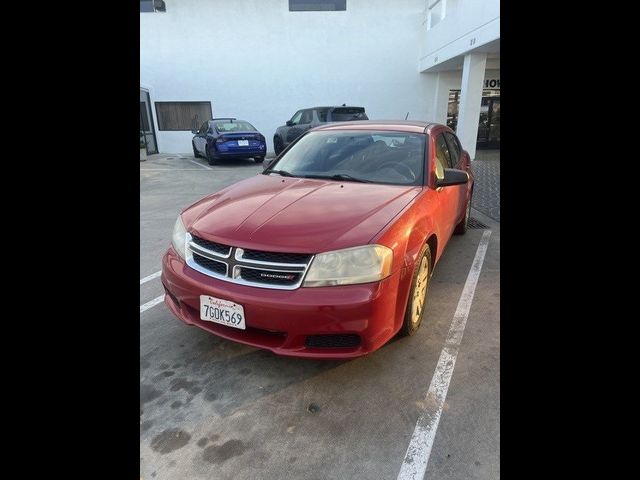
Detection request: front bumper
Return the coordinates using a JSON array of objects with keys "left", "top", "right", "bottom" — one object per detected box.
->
[{"left": 161, "top": 247, "right": 402, "bottom": 359}]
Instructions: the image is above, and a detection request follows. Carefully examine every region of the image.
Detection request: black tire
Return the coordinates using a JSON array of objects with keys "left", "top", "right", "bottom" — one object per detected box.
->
[
  {"left": 454, "top": 192, "right": 472, "bottom": 235},
  {"left": 254, "top": 156, "right": 265, "bottom": 163},
  {"left": 205, "top": 146, "right": 218, "bottom": 166},
  {"left": 399, "top": 244, "right": 432, "bottom": 337},
  {"left": 274, "top": 136, "right": 284, "bottom": 156},
  {"left": 192, "top": 141, "right": 200, "bottom": 158}
]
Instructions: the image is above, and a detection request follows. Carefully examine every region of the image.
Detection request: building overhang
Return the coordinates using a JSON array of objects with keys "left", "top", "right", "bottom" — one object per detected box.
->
[{"left": 419, "top": 18, "right": 500, "bottom": 73}]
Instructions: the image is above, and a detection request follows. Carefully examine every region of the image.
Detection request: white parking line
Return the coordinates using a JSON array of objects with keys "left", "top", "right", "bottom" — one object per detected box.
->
[
  {"left": 397, "top": 229, "right": 492, "bottom": 480},
  {"left": 140, "top": 295, "right": 165, "bottom": 314},
  {"left": 189, "top": 159, "right": 212, "bottom": 170},
  {"left": 140, "top": 270, "right": 161, "bottom": 285}
]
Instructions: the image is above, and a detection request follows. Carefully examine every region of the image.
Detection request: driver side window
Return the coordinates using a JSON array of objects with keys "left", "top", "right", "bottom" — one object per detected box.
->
[
  {"left": 434, "top": 134, "right": 449, "bottom": 181},
  {"left": 290, "top": 110, "right": 303, "bottom": 125},
  {"left": 199, "top": 122, "right": 208, "bottom": 134}
]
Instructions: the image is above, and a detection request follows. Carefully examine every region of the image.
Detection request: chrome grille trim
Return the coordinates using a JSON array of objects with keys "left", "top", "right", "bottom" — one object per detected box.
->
[{"left": 184, "top": 233, "right": 314, "bottom": 290}]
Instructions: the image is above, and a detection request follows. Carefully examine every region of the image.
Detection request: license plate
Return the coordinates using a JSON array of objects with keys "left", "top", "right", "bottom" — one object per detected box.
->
[
  {"left": 237, "top": 140, "right": 249, "bottom": 146},
  {"left": 199, "top": 295, "right": 246, "bottom": 330}
]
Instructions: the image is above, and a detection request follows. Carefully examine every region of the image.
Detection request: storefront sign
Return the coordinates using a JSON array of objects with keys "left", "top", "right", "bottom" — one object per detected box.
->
[{"left": 484, "top": 78, "right": 500, "bottom": 89}]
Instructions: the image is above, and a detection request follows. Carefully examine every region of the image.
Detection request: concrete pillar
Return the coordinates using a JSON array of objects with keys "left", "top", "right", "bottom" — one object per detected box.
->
[
  {"left": 433, "top": 72, "right": 449, "bottom": 125},
  {"left": 457, "top": 52, "right": 487, "bottom": 160}
]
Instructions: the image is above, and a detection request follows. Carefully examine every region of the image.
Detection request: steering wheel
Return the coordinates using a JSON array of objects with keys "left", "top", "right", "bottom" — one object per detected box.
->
[{"left": 378, "top": 162, "right": 416, "bottom": 181}]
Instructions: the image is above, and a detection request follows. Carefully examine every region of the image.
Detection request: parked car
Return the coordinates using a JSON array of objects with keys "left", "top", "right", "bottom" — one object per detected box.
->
[
  {"left": 192, "top": 118, "right": 266, "bottom": 165},
  {"left": 162, "top": 120, "right": 473, "bottom": 359},
  {"left": 273, "top": 105, "right": 368, "bottom": 155}
]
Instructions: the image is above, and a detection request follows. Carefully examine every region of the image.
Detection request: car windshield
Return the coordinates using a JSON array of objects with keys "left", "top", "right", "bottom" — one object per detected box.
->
[
  {"left": 214, "top": 121, "right": 256, "bottom": 132},
  {"left": 267, "top": 130, "right": 426, "bottom": 186}
]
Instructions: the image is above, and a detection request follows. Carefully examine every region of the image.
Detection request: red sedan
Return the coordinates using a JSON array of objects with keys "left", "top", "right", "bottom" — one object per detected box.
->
[{"left": 161, "top": 121, "right": 473, "bottom": 359}]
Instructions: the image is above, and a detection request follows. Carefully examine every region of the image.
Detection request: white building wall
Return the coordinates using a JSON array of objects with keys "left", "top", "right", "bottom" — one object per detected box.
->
[
  {"left": 420, "top": 0, "right": 500, "bottom": 71},
  {"left": 141, "top": 0, "right": 430, "bottom": 154}
]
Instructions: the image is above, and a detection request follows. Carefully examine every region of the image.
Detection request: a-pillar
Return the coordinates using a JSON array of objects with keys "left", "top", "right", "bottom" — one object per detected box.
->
[{"left": 456, "top": 52, "right": 487, "bottom": 160}]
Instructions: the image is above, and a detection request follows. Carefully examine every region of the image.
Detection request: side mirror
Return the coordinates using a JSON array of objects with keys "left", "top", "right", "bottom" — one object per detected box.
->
[
  {"left": 286, "top": 120, "right": 294, "bottom": 127},
  {"left": 436, "top": 168, "right": 469, "bottom": 188},
  {"left": 191, "top": 129, "right": 198, "bottom": 134},
  {"left": 263, "top": 157, "right": 275, "bottom": 170}
]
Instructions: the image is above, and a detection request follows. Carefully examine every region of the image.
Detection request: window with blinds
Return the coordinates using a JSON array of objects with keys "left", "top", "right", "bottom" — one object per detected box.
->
[{"left": 154, "top": 102, "right": 212, "bottom": 131}]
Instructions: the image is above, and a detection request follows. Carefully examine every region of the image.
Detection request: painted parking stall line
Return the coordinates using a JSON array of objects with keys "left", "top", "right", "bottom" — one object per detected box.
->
[
  {"left": 140, "top": 270, "right": 161, "bottom": 285},
  {"left": 189, "top": 159, "right": 212, "bottom": 170},
  {"left": 397, "top": 229, "right": 492, "bottom": 480},
  {"left": 140, "top": 295, "right": 165, "bottom": 314}
]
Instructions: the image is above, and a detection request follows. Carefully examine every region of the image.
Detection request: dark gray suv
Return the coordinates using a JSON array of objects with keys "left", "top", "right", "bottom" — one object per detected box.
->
[{"left": 273, "top": 105, "right": 368, "bottom": 155}]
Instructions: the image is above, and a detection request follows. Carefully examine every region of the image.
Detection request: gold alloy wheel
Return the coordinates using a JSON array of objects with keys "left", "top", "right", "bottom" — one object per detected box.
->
[{"left": 411, "top": 255, "right": 429, "bottom": 325}]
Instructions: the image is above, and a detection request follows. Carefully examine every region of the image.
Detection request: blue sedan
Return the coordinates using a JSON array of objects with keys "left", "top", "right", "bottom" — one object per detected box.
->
[{"left": 192, "top": 118, "right": 267, "bottom": 165}]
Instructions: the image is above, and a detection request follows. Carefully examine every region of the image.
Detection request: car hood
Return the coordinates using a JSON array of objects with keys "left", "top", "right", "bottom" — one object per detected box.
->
[{"left": 184, "top": 174, "right": 421, "bottom": 253}]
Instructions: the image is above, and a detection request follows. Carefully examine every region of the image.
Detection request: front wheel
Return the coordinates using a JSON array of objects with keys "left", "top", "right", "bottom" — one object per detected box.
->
[
  {"left": 399, "top": 244, "right": 432, "bottom": 337},
  {"left": 274, "top": 136, "right": 284, "bottom": 156},
  {"left": 192, "top": 141, "right": 200, "bottom": 158},
  {"left": 254, "top": 156, "right": 265, "bottom": 163}
]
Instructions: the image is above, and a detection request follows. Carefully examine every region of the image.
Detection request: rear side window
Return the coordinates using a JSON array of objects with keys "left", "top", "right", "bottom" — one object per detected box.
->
[
  {"left": 435, "top": 134, "right": 454, "bottom": 168},
  {"left": 330, "top": 107, "right": 368, "bottom": 121},
  {"left": 315, "top": 108, "right": 329, "bottom": 122},
  {"left": 444, "top": 132, "right": 461, "bottom": 167},
  {"left": 300, "top": 110, "right": 313, "bottom": 124}
]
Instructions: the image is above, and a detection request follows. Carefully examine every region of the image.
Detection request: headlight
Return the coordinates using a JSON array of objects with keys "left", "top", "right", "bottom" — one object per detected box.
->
[
  {"left": 303, "top": 245, "right": 393, "bottom": 287},
  {"left": 171, "top": 215, "right": 187, "bottom": 260}
]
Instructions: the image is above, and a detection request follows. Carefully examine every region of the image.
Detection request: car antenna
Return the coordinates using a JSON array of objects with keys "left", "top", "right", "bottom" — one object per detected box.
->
[{"left": 405, "top": 112, "right": 410, "bottom": 120}]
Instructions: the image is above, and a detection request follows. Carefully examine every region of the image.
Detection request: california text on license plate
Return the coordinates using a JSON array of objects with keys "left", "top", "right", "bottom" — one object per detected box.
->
[
  {"left": 237, "top": 140, "right": 249, "bottom": 146},
  {"left": 199, "top": 295, "right": 246, "bottom": 330}
]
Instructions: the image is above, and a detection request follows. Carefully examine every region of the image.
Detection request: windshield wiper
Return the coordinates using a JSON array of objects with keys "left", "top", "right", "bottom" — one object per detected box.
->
[
  {"left": 267, "top": 169, "right": 295, "bottom": 177},
  {"left": 303, "top": 173, "right": 371, "bottom": 183}
]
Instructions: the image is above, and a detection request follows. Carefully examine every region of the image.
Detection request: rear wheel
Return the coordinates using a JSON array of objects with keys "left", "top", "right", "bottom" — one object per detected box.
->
[
  {"left": 274, "top": 136, "right": 284, "bottom": 156},
  {"left": 192, "top": 141, "right": 200, "bottom": 158},
  {"left": 399, "top": 244, "right": 432, "bottom": 337},
  {"left": 205, "top": 146, "right": 218, "bottom": 166}
]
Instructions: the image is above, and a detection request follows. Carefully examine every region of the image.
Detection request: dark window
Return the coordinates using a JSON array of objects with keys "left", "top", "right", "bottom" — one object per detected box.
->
[
  {"left": 316, "top": 108, "right": 329, "bottom": 122},
  {"left": 289, "top": 0, "right": 346, "bottom": 11},
  {"left": 155, "top": 102, "right": 212, "bottom": 131},
  {"left": 436, "top": 134, "right": 451, "bottom": 174},
  {"left": 444, "top": 132, "right": 460, "bottom": 167},
  {"left": 140, "top": 0, "right": 165, "bottom": 12},
  {"left": 140, "top": 102, "right": 150, "bottom": 131},
  {"left": 330, "top": 107, "right": 368, "bottom": 121},
  {"left": 198, "top": 122, "right": 208, "bottom": 134},
  {"left": 300, "top": 110, "right": 313, "bottom": 124},
  {"left": 290, "top": 110, "right": 303, "bottom": 125}
]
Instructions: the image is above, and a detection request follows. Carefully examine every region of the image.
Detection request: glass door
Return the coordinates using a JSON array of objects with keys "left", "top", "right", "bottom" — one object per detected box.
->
[
  {"left": 476, "top": 96, "right": 500, "bottom": 149},
  {"left": 140, "top": 89, "right": 158, "bottom": 154}
]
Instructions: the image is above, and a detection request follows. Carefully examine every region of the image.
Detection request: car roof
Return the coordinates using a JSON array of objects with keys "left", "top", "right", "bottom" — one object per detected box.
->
[
  {"left": 312, "top": 119, "right": 445, "bottom": 134},
  {"left": 306, "top": 106, "right": 365, "bottom": 110}
]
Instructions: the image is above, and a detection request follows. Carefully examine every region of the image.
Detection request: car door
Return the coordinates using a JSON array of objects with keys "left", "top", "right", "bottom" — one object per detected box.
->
[
  {"left": 434, "top": 131, "right": 463, "bottom": 240},
  {"left": 286, "top": 109, "right": 313, "bottom": 144},
  {"left": 284, "top": 110, "right": 304, "bottom": 144},
  {"left": 444, "top": 131, "right": 470, "bottom": 219}
]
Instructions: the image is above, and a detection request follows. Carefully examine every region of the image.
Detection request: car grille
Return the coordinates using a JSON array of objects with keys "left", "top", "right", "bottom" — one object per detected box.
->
[
  {"left": 192, "top": 253, "right": 227, "bottom": 276},
  {"left": 190, "top": 236, "right": 231, "bottom": 256},
  {"left": 242, "top": 249, "right": 311, "bottom": 264},
  {"left": 185, "top": 233, "right": 314, "bottom": 290}
]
